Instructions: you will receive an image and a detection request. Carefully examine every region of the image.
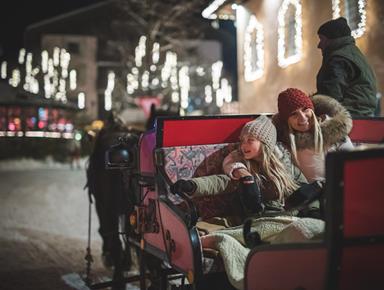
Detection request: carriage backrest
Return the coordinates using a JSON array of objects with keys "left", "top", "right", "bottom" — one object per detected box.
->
[
  {"left": 349, "top": 118, "right": 384, "bottom": 145},
  {"left": 325, "top": 148, "right": 384, "bottom": 290}
]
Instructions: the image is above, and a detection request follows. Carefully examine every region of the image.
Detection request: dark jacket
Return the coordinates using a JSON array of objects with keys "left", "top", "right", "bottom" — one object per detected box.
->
[{"left": 316, "top": 36, "right": 377, "bottom": 117}]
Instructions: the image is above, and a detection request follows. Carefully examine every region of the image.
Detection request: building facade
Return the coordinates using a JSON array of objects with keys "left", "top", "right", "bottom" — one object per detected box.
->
[{"left": 206, "top": 0, "right": 384, "bottom": 115}]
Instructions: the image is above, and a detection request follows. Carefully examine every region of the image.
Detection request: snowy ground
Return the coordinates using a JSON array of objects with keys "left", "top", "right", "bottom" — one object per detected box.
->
[{"left": 0, "top": 158, "right": 138, "bottom": 290}]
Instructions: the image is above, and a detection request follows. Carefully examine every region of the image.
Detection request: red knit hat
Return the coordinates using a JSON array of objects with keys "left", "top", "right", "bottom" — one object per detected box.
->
[{"left": 278, "top": 88, "right": 314, "bottom": 121}]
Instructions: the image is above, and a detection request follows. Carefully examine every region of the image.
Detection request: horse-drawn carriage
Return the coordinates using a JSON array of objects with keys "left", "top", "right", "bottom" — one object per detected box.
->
[{"left": 87, "top": 115, "right": 384, "bottom": 290}]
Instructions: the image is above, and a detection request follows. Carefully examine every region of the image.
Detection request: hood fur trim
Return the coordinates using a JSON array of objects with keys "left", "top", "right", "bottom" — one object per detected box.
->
[{"left": 274, "top": 95, "right": 352, "bottom": 149}]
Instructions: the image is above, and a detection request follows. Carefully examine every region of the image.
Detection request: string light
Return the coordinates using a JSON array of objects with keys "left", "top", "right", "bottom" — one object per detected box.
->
[
  {"left": 244, "top": 14, "right": 264, "bottom": 81},
  {"left": 18, "top": 48, "right": 26, "bottom": 64},
  {"left": 277, "top": 0, "right": 303, "bottom": 68},
  {"left": 9, "top": 69, "right": 21, "bottom": 87},
  {"left": 332, "top": 0, "right": 366, "bottom": 38},
  {"left": 78, "top": 92, "right": 85, "bottom": 109},
  {"left": 1, "top": 61, "right": 7, "bottom": 79},
  {"left": 152, "top": 42, "right": 160, "bottom": 64},
  {"left": 104, "top": 71, "right": 115, "bottom": 111},
  {"left": 179, "top": 66, "right": 190, "bottom": 109},
  {"left": 201, "top": 0, "right": 226, "bottom": 19},
  {"left": 69, "top": 70, "right": 77, "bottom": 90}
]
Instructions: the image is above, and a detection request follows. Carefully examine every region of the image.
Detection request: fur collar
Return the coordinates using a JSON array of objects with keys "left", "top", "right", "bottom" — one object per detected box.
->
[{"left": 274, "top": 95, "right": 352, "bottom": 150}]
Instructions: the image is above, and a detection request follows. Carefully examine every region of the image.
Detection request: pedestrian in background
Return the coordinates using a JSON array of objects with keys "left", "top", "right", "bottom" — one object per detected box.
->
[{"left": 316, "top": 17, "right": 378, "bottom": 117}]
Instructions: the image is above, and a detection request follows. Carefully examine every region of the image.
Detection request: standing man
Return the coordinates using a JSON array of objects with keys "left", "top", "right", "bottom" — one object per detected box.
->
[{"left": 316, "top": 17, "right": 377, "bottom": 117}]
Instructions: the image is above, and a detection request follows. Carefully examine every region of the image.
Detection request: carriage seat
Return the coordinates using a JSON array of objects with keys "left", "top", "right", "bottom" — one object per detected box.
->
[{"left": 155, "top": 142, "right": 243, "bottom": 222}]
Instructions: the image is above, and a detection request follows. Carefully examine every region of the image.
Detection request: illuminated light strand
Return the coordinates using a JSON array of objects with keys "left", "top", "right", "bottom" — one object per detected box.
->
[
  {"left": 277, "top": 0, "right": 303, "bottom": 68},
  {"left": 69, "top": 70, "right": 77, "bottom": 90},
  {"left": 1, "top": 61, "right": 7, "bottom": 79},
  {"left": 179, "top": 66, "right": 190, "bottom": 109},
  {"left": 18, "top": 48, "right": 26, "bottom": 64},
  {"left": 78, "top": 92, "right": 85, "bottom": 109},
  {"left": 201, "top": 0, "right": 226, "bottom": 19},
  {"left": 244, "top": 15, "right": 264, "bottom": 81},
  {"left": 332, "top": 0, "right": 366, "bottom": 38},
  {"left": 104, "top": 71, "right": 115, "bottom": 111}
]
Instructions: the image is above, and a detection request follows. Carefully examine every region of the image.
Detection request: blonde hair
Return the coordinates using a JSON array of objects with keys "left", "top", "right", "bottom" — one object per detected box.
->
[
  {"left": 288, "top": 108, "right": 324, "bottom": 164},
  {"left": 244, "top": 143, "right": 299, "bottom": 201}
]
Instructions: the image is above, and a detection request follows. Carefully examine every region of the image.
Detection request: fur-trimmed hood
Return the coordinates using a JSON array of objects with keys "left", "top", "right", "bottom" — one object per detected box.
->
[{"left": 273, "top": 94, "right": 353, "bottom": 150}]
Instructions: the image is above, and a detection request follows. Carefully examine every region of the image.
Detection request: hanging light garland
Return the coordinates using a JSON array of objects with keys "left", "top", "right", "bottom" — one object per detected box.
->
[
  {"left": 277, "top": 0, "right": 303, "bottom": 68},
  {"left": 332, "top": 0, "right": 366, "bottom": 38},
  {"left": 244, "top": 14, "right": 264, "bottom": 81}
]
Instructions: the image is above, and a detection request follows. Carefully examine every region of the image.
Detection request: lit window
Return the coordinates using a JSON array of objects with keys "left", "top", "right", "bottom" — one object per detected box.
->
[
  {"left": 277, "top": 0, "right": 303, "bottom": 68},
  {"left": 244, "top": 14, "right": 264, "bottom": 81},
  {"left": 332, "top": 0, "right": 366, "bottom": 38}
]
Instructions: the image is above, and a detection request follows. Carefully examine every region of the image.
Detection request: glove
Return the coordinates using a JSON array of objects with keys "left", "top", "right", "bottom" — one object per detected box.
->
[
  {"left": 170, "top": 179, "right": 196, "bottom": 195},
  {"left": 285, "top": 180, "right": 324, "bottom": 210},
  {"left": 239, "top": 176, "right": 264, "bottom": 214}
]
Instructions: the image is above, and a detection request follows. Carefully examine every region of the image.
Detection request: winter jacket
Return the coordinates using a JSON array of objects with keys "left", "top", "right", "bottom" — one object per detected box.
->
[
  {"left": 274, "top": 94, "right": 354, "bottom": 182},
  {"left": 316, "top": 36, "right": 377, "bottom": 117},
  {"left": 192, "top": 142, "right": 306, "bottom": 211}
]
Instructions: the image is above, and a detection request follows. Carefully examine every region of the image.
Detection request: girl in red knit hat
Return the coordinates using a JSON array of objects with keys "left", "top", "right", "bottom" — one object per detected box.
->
[{"left": 274, "top": 88, "right": 354, "bottom": 183}]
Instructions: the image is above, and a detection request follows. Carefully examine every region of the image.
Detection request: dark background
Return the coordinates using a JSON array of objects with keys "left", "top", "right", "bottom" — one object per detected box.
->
[{"left": 0, "top": 0, "right": 103, "bottom": 60}]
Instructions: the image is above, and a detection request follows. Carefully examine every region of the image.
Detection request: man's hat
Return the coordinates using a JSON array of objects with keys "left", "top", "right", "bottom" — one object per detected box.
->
[{"left": 317, "top": 17, "right": 351, "bottom": 39}]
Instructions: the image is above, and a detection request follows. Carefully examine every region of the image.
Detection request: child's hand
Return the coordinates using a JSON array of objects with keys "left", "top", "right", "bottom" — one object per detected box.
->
[
  {"left": 233, "top": 168, "right": 252, "bottom": 179},
  {"left": 169, "top": 179, "right": 196, "bottom": 195}
]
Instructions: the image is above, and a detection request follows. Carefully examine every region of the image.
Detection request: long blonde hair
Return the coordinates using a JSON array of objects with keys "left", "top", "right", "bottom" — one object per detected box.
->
[
  {"left": 288, "top": 108, "right": 324, "bottom": 164},
  {"left": 244, "top": 143, "right": 299, "bottom": 201}
]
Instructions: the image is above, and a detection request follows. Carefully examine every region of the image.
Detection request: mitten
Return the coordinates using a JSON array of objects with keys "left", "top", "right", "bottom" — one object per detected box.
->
[
  {"left": 239, "top": 176, "right": 264, "bottom": 214},
  {"left": 170, "top": 179, "right": 196, "bottom": 195},
  {"left": 285, "top": 180, "right": 324, "bottom": 209}
]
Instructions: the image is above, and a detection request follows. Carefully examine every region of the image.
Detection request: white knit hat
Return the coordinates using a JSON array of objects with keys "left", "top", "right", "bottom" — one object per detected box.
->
[{"left": 240, "top": 115, "right": 277, "bottom": 150}]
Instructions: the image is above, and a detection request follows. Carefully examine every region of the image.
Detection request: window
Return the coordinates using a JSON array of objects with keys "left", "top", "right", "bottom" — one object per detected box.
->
[
  {"left": 332, "top": 0, "right": 366, "bottom": 38},
  {"left": 244, "top": 14, "right": 264, "bottom": 81},
  {"left": 277, "top": 0, "right": 303, "bottom": 68}
]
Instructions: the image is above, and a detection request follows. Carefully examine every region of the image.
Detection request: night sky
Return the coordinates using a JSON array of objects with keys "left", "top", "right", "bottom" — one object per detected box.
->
[{"left": 0, "top": 0, "right": 104, "bottom": 60}]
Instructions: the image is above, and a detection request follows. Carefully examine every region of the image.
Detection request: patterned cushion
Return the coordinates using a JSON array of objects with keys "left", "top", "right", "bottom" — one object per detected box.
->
[
  {"left": 156, "top": 143, "right": 238, "bottom": 183},
  {"left": 156, "top": 143, "right": 242, "bottom": 220}
]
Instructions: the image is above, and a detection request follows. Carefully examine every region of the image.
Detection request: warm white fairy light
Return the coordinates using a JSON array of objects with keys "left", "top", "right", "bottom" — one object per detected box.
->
[
  {"left": 44, "top": 74, "right": 53, "bottom": 99},
  {"left": 332, "top": 0, "right": 341, "bottom": 18},
  {"left": 179, "top": 66, "right": 190, "bottom": 109},
  {"left": 221, "top": 78, "right": 232, "bottom": 102},
  {"left": 151, "top": 77, "right": 159, "bottom": 87},
  {"left": 161, "top": 51, "right": 177, "bottom": 87},
  {"left": 141, "top": 70, "right": 149, "bottom": 89},
  {"left": 41, "top": 50, "right": 49, "bottom": 73},
  {"left": 78, "top": 92, "right": 85, "bottom": 109},
  {"left": 332, "top": 0, "right": 366, "bottom": 38},
  {"left": 1, "top": 61, "right": 7, "bottom": 79},
  {"left": 202, "top": 0, "right": 226, "bottom": 19},
  {"left": 196, "top": 66, "right": 205, "bottom": 76},
  {"left": 244, "top": 15, "right": 264, "bottom": 81},
  {"left": 211, "top": 61, "right": 223, "bottom": 90},
  {"left": 9, "top": 69, "right": 21, "bottom": 87},
  {"left": 216, "top": 87, "right": 224, "bottom": 107},
  {"left": 152, "top": 42, "right": 160, "bottom": 64},
  {"left": 69, "top": 70, "right": 77, "bottom": 90},
  {"left": 135, "top": 36, "right": 147, "bottom": 67},
  {"left": 150, "top": 64, "right": 157, "bottom": 72},
  {"left": 18, "top": 48, "right": 26, "bottom": 64},
  {"left": 104, "top": 71, "right": 115, "bottom": 111},
  {"left": 53, "top": 47, "right": 60, "bottom": 66},
  {"left": 171, "top": 91, "right": 179, "bottom": 103},
  {"left": 60, "top": 48, "right": 70, "bottom": 78},
  {"left": 277, "top": 0, "right": 303, "bottom": 68},
  {"left": 205, "top": 85, "right": 213, "bottom": 103}
]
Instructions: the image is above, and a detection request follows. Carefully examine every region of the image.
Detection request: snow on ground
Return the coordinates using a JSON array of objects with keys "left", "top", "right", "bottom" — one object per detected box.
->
[
  {"left": 0, "top": 156, "right": 98, "bottom": 241},
  {"left": 0, "top": 156, "right": 88, "bottom": 171}
]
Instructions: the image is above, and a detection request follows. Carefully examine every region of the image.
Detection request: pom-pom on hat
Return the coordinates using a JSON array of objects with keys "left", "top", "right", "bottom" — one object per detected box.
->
[
  {"left": 240, "top": 115, "right": 277, "bottom": 151},
  {"left": 317, "top": 17, "right": 351, "bottom": 39},
  {"left": 278, "top": 88, "right": 314, "bottom": 122}
]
